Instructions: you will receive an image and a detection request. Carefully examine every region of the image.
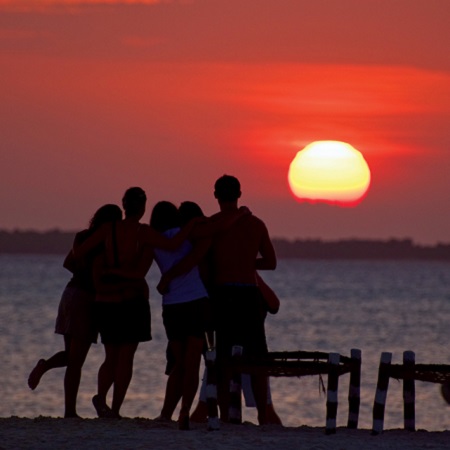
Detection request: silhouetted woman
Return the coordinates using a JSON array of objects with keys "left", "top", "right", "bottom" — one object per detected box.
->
[
  {"left": 27, "top": 204, "right": 123, "bottom": 418},
  {"left": 76, "top": 187, "right": 197, "bottom": 419},
  {"left": 150, "top": 201, "right": 211, "bottom": 430},
  {"left": 92, "top": 188, "right": 153, "bottom": 418}
]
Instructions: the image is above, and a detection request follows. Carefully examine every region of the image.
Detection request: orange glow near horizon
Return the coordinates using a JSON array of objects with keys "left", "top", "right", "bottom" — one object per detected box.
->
[{"left": 288, "top": 141, "right": 371, "bottom": 207}]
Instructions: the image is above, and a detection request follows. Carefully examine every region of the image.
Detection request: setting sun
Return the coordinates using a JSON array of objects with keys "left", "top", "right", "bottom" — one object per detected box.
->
[{"left": 288, "top": 141, "right": 371, "bottom": 207}]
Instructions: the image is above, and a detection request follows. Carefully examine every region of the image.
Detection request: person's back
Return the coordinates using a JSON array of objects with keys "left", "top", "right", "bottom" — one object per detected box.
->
[
  {"left": 90, "top": 187, "right": 153, "bottom": 419},
  {"left": 210, "top": 175, "right": 276, "bottom": 285},
  {"left": 209, "top": 175, "right": 276, "bottom": 425},
  {"left": 103, "top": 219, "right": 147, "bottom": 271},
  {"left": 210, "top": 214, "right": 273, "bottom": 285}
]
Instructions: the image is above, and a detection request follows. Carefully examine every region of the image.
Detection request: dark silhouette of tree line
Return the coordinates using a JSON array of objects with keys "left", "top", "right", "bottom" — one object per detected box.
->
[
  {"left": 0, "top": 229, "right": 74, "bottom": 254},
  {"left": 273, "top": 238, "right": 450, "bottom": 260},
  {"left": 0, "top": 229, "right": 449, "bottom": 260}
]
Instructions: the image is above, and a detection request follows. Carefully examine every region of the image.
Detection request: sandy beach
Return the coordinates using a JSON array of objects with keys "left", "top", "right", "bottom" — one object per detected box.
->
[{"left": 1, "top": 417, "right": 449, "bottom": 450}]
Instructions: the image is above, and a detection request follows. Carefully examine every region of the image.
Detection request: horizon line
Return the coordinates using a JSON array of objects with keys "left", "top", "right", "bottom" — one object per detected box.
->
[{"left": 1, "top": 227, "right": 449, "bottom": 247}]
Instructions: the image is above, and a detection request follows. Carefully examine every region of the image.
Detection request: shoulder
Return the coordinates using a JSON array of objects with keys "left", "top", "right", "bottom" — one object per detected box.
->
[
  {"left": 139, "top": 223, "right": 167, "bottom": 238},
  {"left": 241, "top": 213, "right": 267, "bottom": 229},
  {"left": 74, "top": 229, "right": 90, "bottom": 246},
  {"left": 137, "top": 223, "right": 152, "bottom": 236},
  {"left": 75, "top": 229, "right": 90, "bottom": 239},
  {"left": 240, "top": 215, "right": 272, "bottom": 245},
  {"left": 138, "top": 223, "right": 167, "bottom": 244}
]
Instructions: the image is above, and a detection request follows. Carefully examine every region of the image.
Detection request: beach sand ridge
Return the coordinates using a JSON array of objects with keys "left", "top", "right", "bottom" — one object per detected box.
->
[{"left": 1, "top": 417, "right": 450, "bottom": 450}]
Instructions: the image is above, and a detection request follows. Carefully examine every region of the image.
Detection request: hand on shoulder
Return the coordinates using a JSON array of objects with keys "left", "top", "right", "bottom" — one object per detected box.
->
[{"left": 238, "top": 205, "right": 252, "bottom": 215}]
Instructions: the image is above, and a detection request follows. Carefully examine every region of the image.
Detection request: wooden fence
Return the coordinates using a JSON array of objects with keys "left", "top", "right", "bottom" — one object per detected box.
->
[
  {"left": 372, "top": 351, "right": 450, "bottom": 434},
  {"left": 229, "top": 348, "right": 362, "bottom": 434}
]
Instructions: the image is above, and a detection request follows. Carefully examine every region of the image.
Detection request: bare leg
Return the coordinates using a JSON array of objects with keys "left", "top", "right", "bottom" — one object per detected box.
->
[
  {"left": 28, "top": 345, "right": 68, "bottom": 390},
  {"left": 178, "top": 336, "right": 204, "bottom": 429},
  {"left": 189, "top": 365, "right": 208, "bottom": 423},
  {"left": 189, "top": 400, "right": 208, "bottom": 423},
  {"left": 63, "top": 335, "right": 91, "bottom": 418},
  {"left": 251, "top": 374, "right": 268, "bottom": 425},
  {"left": 110, "top": 342, "right": 138, "bottom": 416},
  {"left": 266, "top": 403, "right": 282, "bottom": 425},
  {"left": 159, "top": 340, "right": 184, "bottom": 420},
  {"left": 192, "top": 376, "right": 281, "bottom": 425},
  {"left": 97, "top": 344, "right": 116, "bottom": 402},
  {"left": 93, "top": 344, "right": 117, "bottom": 418}
]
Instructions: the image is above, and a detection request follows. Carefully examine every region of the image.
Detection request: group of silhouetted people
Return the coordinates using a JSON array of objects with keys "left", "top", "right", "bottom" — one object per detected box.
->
[{"left": 28, "top": 175, "right": 281, "bottom": 429}]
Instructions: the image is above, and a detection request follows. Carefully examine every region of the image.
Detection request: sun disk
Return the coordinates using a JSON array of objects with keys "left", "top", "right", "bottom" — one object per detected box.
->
[{"left": 288, "top": 141, "right": 371, "bottom": 206}]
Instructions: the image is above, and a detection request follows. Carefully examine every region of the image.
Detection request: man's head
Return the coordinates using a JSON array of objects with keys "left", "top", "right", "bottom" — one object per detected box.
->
[
  {"left": 214, "top": 175, "right": 241, "bottom": 203},
  {"left": 122, "top": 186, "right": 147, "bottom": 217}
]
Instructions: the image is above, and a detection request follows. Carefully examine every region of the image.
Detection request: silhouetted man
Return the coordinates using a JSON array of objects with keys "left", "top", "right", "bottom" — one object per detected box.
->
[{"left": 209, "top": 174, "right": 277, "bottom": 425}]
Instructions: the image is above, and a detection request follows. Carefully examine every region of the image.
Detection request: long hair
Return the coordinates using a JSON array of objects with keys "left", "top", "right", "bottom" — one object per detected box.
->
[
  {"left": 89, "top": 204, "right": 122, "bottom": 231},
  {"left": 150, "top": 201, "right": 180, "bottom": 233},
  {"left": 179, "top": 201, "right": 205, "bottom": 226}
]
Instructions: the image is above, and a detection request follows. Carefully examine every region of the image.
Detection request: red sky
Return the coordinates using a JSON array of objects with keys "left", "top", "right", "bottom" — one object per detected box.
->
[{"left": 1, "top": 0, "right": 449, "bottom": 244}]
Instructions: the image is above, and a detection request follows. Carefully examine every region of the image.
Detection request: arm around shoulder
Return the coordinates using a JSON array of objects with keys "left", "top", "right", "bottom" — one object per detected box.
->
[
  {"left": 64, "top": 230, "right": 90, "bottom": 272},
  {"left": 72, "top": 224, "right": 108, "bottom": 259},
  {"left": 157, "top": 237, "right": 211, "bottom": 294},
  {"left": 142, "top": 219, "right": 200, "bottom": 250}
]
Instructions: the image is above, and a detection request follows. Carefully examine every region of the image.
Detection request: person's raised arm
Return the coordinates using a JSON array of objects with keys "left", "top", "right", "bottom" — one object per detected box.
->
[
  {"left": 72, "top": 223, "right": 109, "bottom": 260},
  {"left": 64, "top": 230, "right": 90, "bottom": 272},
  {"left": 256, "top": 272, "right": 280, "bottom": 314},
  {"left": 255, "top": 226, "right": 277, "bottom": 271},
  {"left": 91, "top": 252, "right": 106, "bottom": 291}
]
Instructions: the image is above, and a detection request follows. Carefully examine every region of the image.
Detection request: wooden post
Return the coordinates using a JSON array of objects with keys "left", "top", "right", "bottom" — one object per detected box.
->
[
  {"left": 205, "top": 346, "right": 220, "bottom": 431},
  {"left": 229, "top": 345, "right": 243, "bottom": 424},
  {"left": 403, "top": 350, "right": 416, "bottom": 432},
  {"left": 325, "top": 352, "right": 340, "bottom": 435},
  {"left": 372, "top": 352, "right": 392, "bottom": 435},
  {"left": 347, "top": 348, "right": 361, "bottom": 429}
]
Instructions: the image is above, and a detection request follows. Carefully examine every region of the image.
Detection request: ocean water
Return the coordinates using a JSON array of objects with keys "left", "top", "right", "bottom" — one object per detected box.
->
[{"left": 1, "top": 254, "right": 449, "bottom": 430}]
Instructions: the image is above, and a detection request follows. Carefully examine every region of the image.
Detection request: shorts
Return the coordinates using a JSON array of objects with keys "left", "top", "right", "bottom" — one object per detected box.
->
[
  {"left": 55, "top": 284, "right": 97, "bottom": 343},
  {"left": 95, "top": 297, "right": 152, "bottom": 345},
  {"left": 211, "top": 285, "right": 268, "bottom": 359},
  {"left": 162, "top": 297, "right": 210, "bottom": 341}
]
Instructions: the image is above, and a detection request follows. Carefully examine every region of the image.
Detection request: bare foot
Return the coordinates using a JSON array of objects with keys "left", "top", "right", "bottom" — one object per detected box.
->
[
  {"left": 266, "top": 405, "right": 283, "bottom": 425},
  {"left": 64, "top": 413, "right": 82, "bottom": 419},
  {"left": 28, "top": 359, "right": 46, "bottom": 390},
  {"left": 190, "top": 401, "right": 208, "bottom": 423},
  {"left": 92, "top": 395, "right": 121, "bottom": 419},
  {"left": 154, "top": 414, "right": 173, "bottom": 423},
  {"left": 178, "top": 414, "right": 190, "bottom": 430}
]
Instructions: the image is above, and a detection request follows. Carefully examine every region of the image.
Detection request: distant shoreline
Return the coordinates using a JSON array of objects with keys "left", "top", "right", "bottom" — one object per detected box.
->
[{"left": 1, "top": 229, "right": 449, "bottom": 260}]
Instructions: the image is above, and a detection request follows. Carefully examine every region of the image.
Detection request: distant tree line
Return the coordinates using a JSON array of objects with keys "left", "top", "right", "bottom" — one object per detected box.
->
[
  {"left": 0, "top": 229, "right": 449, "bottom": 260},
  {"left": 0, "top": 229, "right": 75, "bottom": 255},
  {"left": 273, "top": 238, "right": 450, "bottom": 260}
]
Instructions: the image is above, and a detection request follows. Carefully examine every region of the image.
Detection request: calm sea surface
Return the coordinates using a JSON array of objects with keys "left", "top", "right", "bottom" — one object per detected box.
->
[{"left": 1, "top": 255, "right": 449, "bottom": 430}]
